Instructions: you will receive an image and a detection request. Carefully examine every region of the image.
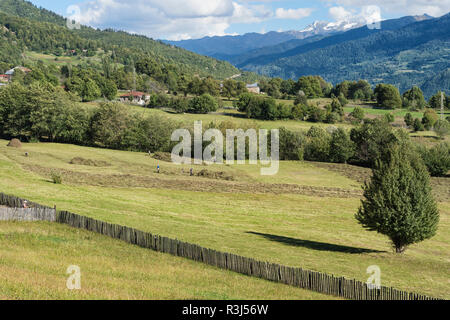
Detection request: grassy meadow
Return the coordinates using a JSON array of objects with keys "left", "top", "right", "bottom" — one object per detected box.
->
[
  {"left": 0, "top": 222, "right": 335, "bottom": 300},
  {"left": 0, "top": 140, "right": 448, "bottom": 299}
]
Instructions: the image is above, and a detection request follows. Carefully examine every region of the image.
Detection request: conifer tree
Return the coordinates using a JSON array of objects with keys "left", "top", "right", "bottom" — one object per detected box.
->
[{"left": 356, "top": 145, "right": 439, "bottom": 253}]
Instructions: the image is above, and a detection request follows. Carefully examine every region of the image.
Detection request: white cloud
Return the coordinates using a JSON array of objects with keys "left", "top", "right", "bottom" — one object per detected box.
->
[
  {"left": 68, "top": 0, "right": 313, "bottom": 40},
  {"left": 322, "top": 0, "right": 450, "bottom": 17},
  {"left": 329, "top": 6, "right": 352, "bottom": 21},
  {"left": 328, "top": 5, "right": 382, "bottom": 26},
  {"left": 275, "top": 8, "right": 314, "bottom": 20}
]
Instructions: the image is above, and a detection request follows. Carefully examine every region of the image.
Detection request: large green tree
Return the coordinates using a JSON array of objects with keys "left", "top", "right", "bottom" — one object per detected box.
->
[
  {"left": 402, "top": 86, "right": 426, "bottom": 110},
  {"left": 329, "top": 128, "right": 354, "bottom": 163},
  {"left": 374, "top": 84, "right": 402, "bottom": 109},
  {"left": 356, "top": 145, "right": 440, "bottom": 253}
]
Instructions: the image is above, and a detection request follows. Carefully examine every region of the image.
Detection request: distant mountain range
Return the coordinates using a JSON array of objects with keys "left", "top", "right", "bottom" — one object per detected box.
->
[
  {"left": 168, "top": 14, "right": 449, "bottom": 98},
  {"left": 166, "top": 19, "right": 368, "bottom": 60}
]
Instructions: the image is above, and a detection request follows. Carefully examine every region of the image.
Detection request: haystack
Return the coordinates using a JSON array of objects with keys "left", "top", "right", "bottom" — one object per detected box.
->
[{"left": 7, "top": 139, "right": 22, "bottom": 148}]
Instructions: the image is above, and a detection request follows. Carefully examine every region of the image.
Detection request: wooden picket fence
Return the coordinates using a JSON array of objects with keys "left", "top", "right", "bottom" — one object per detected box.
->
[
  {"left": 0, "top": 192, "right": 440, "bottom": 300},
  {"left": 0, "top": 193, "right": 52, "bottom": 210},
  {"left": 0, "top": 207, "right": 56, "bottom": 222}
]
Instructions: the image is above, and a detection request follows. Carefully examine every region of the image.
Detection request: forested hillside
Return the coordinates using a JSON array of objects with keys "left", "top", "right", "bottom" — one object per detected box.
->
[
  {"left": 0, "top": 0, "right": 243, "bottom": 80},
  {"left": 236, "top": 15, "right": 432, "bottom": 69},
  {"left": 244, "top": 14, "right": 450, "bottom": 98}
]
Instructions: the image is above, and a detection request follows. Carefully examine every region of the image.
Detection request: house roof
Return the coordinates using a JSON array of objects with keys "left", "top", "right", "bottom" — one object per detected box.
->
[
  {"left": 246, "top": 83, "right": 259, "bottom": 88},
  {"left": 0, "top": 74, "right": 8, "bottom": 78},
  {"left": 6, "top": 67, "right": 32, "bottom": 75},
  {"left": 120, "top": 91, "right": 147, "bottom": 98}
]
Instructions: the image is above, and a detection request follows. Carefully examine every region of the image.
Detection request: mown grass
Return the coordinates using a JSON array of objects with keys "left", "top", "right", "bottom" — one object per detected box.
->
[
  {"left": 23, "top": 51, "right": 104, "bottom": 67},
  {"left": 0, "top": 222, "right": 335, "bottom": 300},
  {"left": 0, "top": 141, "right": 448, "bottom": 299}
]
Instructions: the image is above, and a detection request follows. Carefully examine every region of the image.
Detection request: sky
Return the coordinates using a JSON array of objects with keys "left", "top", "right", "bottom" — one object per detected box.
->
[{"left": 29, "top": 0, "right": 450, "bottom": 40}]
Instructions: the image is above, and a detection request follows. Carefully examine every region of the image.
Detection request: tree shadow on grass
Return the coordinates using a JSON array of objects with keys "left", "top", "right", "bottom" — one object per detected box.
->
[
  {"left": 247, "top": 232, "right": 384, "bottom": 254},
  {"left": 219, "top": 112, "right": 248, "bottom": 119}
]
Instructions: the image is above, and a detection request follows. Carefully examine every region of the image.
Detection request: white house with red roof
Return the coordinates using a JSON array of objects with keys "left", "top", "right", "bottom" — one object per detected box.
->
[{"left": 119, "top": 91, "right": 150, "bottom": 106}]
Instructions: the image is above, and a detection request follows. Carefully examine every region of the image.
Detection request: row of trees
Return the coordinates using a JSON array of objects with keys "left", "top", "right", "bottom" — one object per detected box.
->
[
  {"left": 374, "top": 85, "right": 449, "bottom": 111},
  {"left": 259, "top": 76, "right": 332, "bottom": 99},
  {"left": 278, "top": 119, "right": 450, "bottom": 177},
  {"left": 404, "top": 109, "right": 450, "bottom": 138},
  {"left": 147, "top": 93, "right": 219, "bottom": 114},
  {"left": 0, "top": 83, "right": 176, "bottom": 152},
  {"left": 235, "top": 93, "right": 347, "bottom": 124},
  {"left": 257, "top": 75, "right": 447, "bottom": 114}
]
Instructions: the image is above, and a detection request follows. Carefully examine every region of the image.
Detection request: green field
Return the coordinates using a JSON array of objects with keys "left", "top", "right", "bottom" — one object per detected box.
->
[
  {"left": 345, "top": 104, "right": 450, "bottom": 119},
  {"left": 0, "top": 140, "right": 448, "bottom": 299},
  {"left": 23, "top": 51, "right": 103, "bottom": 67},
  {"left": 0, "top": 222, "right": 335, "bottom": 300}
]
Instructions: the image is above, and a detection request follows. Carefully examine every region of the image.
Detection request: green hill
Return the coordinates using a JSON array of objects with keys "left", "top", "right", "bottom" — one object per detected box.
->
[{"left": 0, "top": 0, "right": 241, "bottom": 80}]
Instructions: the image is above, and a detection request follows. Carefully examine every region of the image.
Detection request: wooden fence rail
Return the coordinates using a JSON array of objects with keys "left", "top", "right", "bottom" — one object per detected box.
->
[{"left": 0, "top": 192, "right": 440, "bottom": 300}]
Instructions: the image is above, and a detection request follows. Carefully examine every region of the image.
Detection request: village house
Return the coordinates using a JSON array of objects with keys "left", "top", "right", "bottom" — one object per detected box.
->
[
  {"left": 0, "top": 74, "right": 9, "bottom": 83},
  {"left": 5, "top": 66, "right": 32, "bottom": 81},
  {"left": 119, "top": 91, "right": 150, "bottom": 106},
  {"left": 246, "top": 83, "right": 261, "bottom": 94}
]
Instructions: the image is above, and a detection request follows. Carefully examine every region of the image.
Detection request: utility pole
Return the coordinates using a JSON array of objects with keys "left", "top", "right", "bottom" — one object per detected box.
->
[{"left": 133, "top": 65, "right": 136, "bottom": 93}]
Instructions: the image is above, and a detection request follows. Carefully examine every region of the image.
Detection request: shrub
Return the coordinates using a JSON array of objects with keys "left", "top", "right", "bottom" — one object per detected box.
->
[
  {"left": 170, "top": 96, "right": 190, "bottom": 113},
  {"left": 434, "top": 119, "right": 449, "bottom": 139},
  {"left": 50, "top": 171, "right": 63, "bottom": 184},
  {"left": 329, "top": 128, "right": 355, "bottom": 163},
  {"left": 337, "top": 93, "right": 348, "bottom": 107},
  {"left": 188, "top": 94, "right": 218, "bottom": 114},
  {"left": 413, "top": 118, "right": 425, "bottom": 132},
  {"left": 418, "top": 143, "right": 450, "bottom": 177},
  {"left": 325, "top": 112, "right": 340, "bottom": 124},
  {"left": 278, "top": 127, "right": 305, "bottom": 161},
  {"left": 422, "top": 109, "right": 439, "bottom": 130},
  {"left": 384, "top": 113, "right": 395, "bottom": 124},
  {"left": 350, "top": 106, "right": 365, "bottom": 123},
  {"left": 235, "top": 93, "right": 253, "bottom": 113},
  {"left": 294, "top": 92, "right": 307, "bottom": 106},
  {"left": 350, "top": 119, "right": 400, "bottom": 167},
  {"left": 404, "top": 113, "right": 413, "bottom": 128},
  {"left": 307, "top": 105, "right": 327, "bottom": 123},
  {"left": 304, "top": 126, "right": 331, "bottom": 162}
]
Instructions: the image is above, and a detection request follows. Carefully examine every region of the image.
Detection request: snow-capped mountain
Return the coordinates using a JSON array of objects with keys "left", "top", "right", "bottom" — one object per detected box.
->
[{"left": 286, "top": 20, "right": 364, "bottom": 39}]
